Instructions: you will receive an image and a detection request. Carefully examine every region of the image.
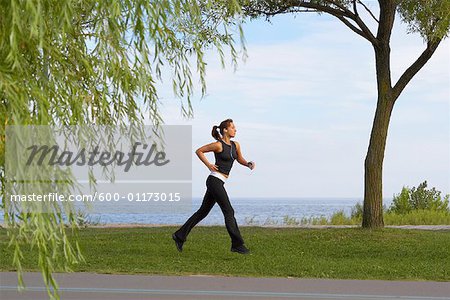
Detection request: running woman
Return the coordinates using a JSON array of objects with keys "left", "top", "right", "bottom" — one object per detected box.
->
[{"left": 172, "top": 118, "right": 255, "bottom": 254}]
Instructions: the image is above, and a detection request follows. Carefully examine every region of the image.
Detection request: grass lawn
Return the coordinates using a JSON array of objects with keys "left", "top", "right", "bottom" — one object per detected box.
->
[{"left": 0, "top": 226, "right": 449, "bottom": 281}]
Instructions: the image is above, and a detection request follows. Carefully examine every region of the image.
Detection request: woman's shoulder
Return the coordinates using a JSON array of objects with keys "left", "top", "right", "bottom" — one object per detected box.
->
[
  {"left": 197, "top": 141, "right": 221, "bottom": 153},
  {"left": 213, "top": 140, "right": 223, "bottom": 152}
]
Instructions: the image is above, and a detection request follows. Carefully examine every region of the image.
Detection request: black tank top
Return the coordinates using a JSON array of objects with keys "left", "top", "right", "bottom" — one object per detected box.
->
[{"left": 214, "top": 140, "right": 237, "bottom": 175}]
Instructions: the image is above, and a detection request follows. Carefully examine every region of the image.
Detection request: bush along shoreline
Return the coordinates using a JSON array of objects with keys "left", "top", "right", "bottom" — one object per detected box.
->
[
  {"left": 68, "top": 180, "right": 450, "bottom": 227},
  {"left": 245, "top": 181, "right": 450, "bottom": 226}
]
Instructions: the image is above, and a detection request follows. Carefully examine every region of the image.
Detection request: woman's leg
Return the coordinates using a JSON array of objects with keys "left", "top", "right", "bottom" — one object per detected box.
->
[
  {"left": 174, "top": 179, "right": 216, "bottom": 242},
  {"left": 208, "top": 176, "right": 245, "bottom": 248}
]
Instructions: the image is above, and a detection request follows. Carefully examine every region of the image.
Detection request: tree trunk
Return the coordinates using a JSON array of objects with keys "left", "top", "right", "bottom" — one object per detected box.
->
[
  {"left": 362, "top": 44, "right": 395, "bottom": 229},
  {"left": 363, "top": 94, "right": 394, "bottom": 228}
]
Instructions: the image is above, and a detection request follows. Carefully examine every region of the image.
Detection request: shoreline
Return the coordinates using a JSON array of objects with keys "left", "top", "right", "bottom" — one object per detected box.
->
[{"left": 1, "top": 223, "right": 449, "bottom": 230}]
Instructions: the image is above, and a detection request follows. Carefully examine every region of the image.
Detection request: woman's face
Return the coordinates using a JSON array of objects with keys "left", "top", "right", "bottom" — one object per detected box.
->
[{"left": 226, "top": 122, "right": 237, "bottom": 138}]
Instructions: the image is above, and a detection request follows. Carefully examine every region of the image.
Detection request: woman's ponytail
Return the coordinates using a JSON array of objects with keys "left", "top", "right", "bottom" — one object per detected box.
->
[
  {"left": 212, "top": 125, "right": 221, "bottom": 141},
  {"left": 212, "top": 119, "right": 233, "bottom": 141}
]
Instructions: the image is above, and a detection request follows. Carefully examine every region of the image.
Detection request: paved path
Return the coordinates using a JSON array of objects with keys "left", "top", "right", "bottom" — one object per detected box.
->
[{"left": 1, "top": 272, "right": 449, "bottom": 300}]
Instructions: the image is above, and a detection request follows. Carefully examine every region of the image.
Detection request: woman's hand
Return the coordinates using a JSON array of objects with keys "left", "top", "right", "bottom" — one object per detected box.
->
[
  {"left": 208, "top": 163, "right": 219, "bottom": 172},
  {"left": 247, "top": 161, "right": 255, "bottom": 170}
]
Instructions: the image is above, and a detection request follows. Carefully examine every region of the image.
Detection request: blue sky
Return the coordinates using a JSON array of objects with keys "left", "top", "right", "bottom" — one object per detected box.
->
[{"left": 150, "top": 11, "right": 450, "bottom": 199}]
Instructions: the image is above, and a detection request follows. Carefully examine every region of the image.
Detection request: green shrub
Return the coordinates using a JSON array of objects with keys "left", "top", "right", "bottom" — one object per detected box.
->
[
  {"left": 300, "top": 216, "right": 328, "bottom": 225},
  {"left": 73, "top": 210, "right": 102, "bottom": 227},
  {"left": 351, "top": 202, "right": 363, "bottom": 219},
  {"left": 330, "top": 210, "right": 358, "bottom": 225},
  {"left": 384, "top": 209, "right": 450, "bottom": 225},
  {"left": 388, "top": 181, "right": 449, "bottom": 214}
]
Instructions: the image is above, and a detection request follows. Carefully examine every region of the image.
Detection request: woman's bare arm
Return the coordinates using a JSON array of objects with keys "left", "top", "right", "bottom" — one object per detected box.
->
[
  {"left": 234, "top": 141, "right": 255, "bottom": 170},
  {"left": 195, "top": 142, "right": 221, "bottom": 171}
]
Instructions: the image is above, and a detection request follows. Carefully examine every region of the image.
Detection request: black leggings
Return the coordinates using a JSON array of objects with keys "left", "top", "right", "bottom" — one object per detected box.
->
[{"left": 174, "top": 175, "right": 245, "bottom": 248}]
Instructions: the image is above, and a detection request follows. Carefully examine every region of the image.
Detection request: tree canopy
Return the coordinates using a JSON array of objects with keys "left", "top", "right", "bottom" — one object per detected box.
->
[
  {"left": 239, "top": 0, "right": 449, "bottom": 228},
  {"left": 1, "top": 1, "right": 244, "bottom": 298}
]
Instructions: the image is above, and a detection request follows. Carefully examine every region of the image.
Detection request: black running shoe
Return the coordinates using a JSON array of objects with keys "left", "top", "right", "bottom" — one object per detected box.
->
[
  {"left": 231, "top": 244, "right": 250, "bottom": 254},
  {"left": 172, "top": 233, "right": 184, "bottom": 252}
]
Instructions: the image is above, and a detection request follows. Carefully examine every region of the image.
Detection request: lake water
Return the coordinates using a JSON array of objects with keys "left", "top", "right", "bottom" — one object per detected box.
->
[
  {"left": 70, "top": 197, "right": 394, "bottom": 226},
  {"left": 0, "top": 197, "right": 394, "bottom": 226}
]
